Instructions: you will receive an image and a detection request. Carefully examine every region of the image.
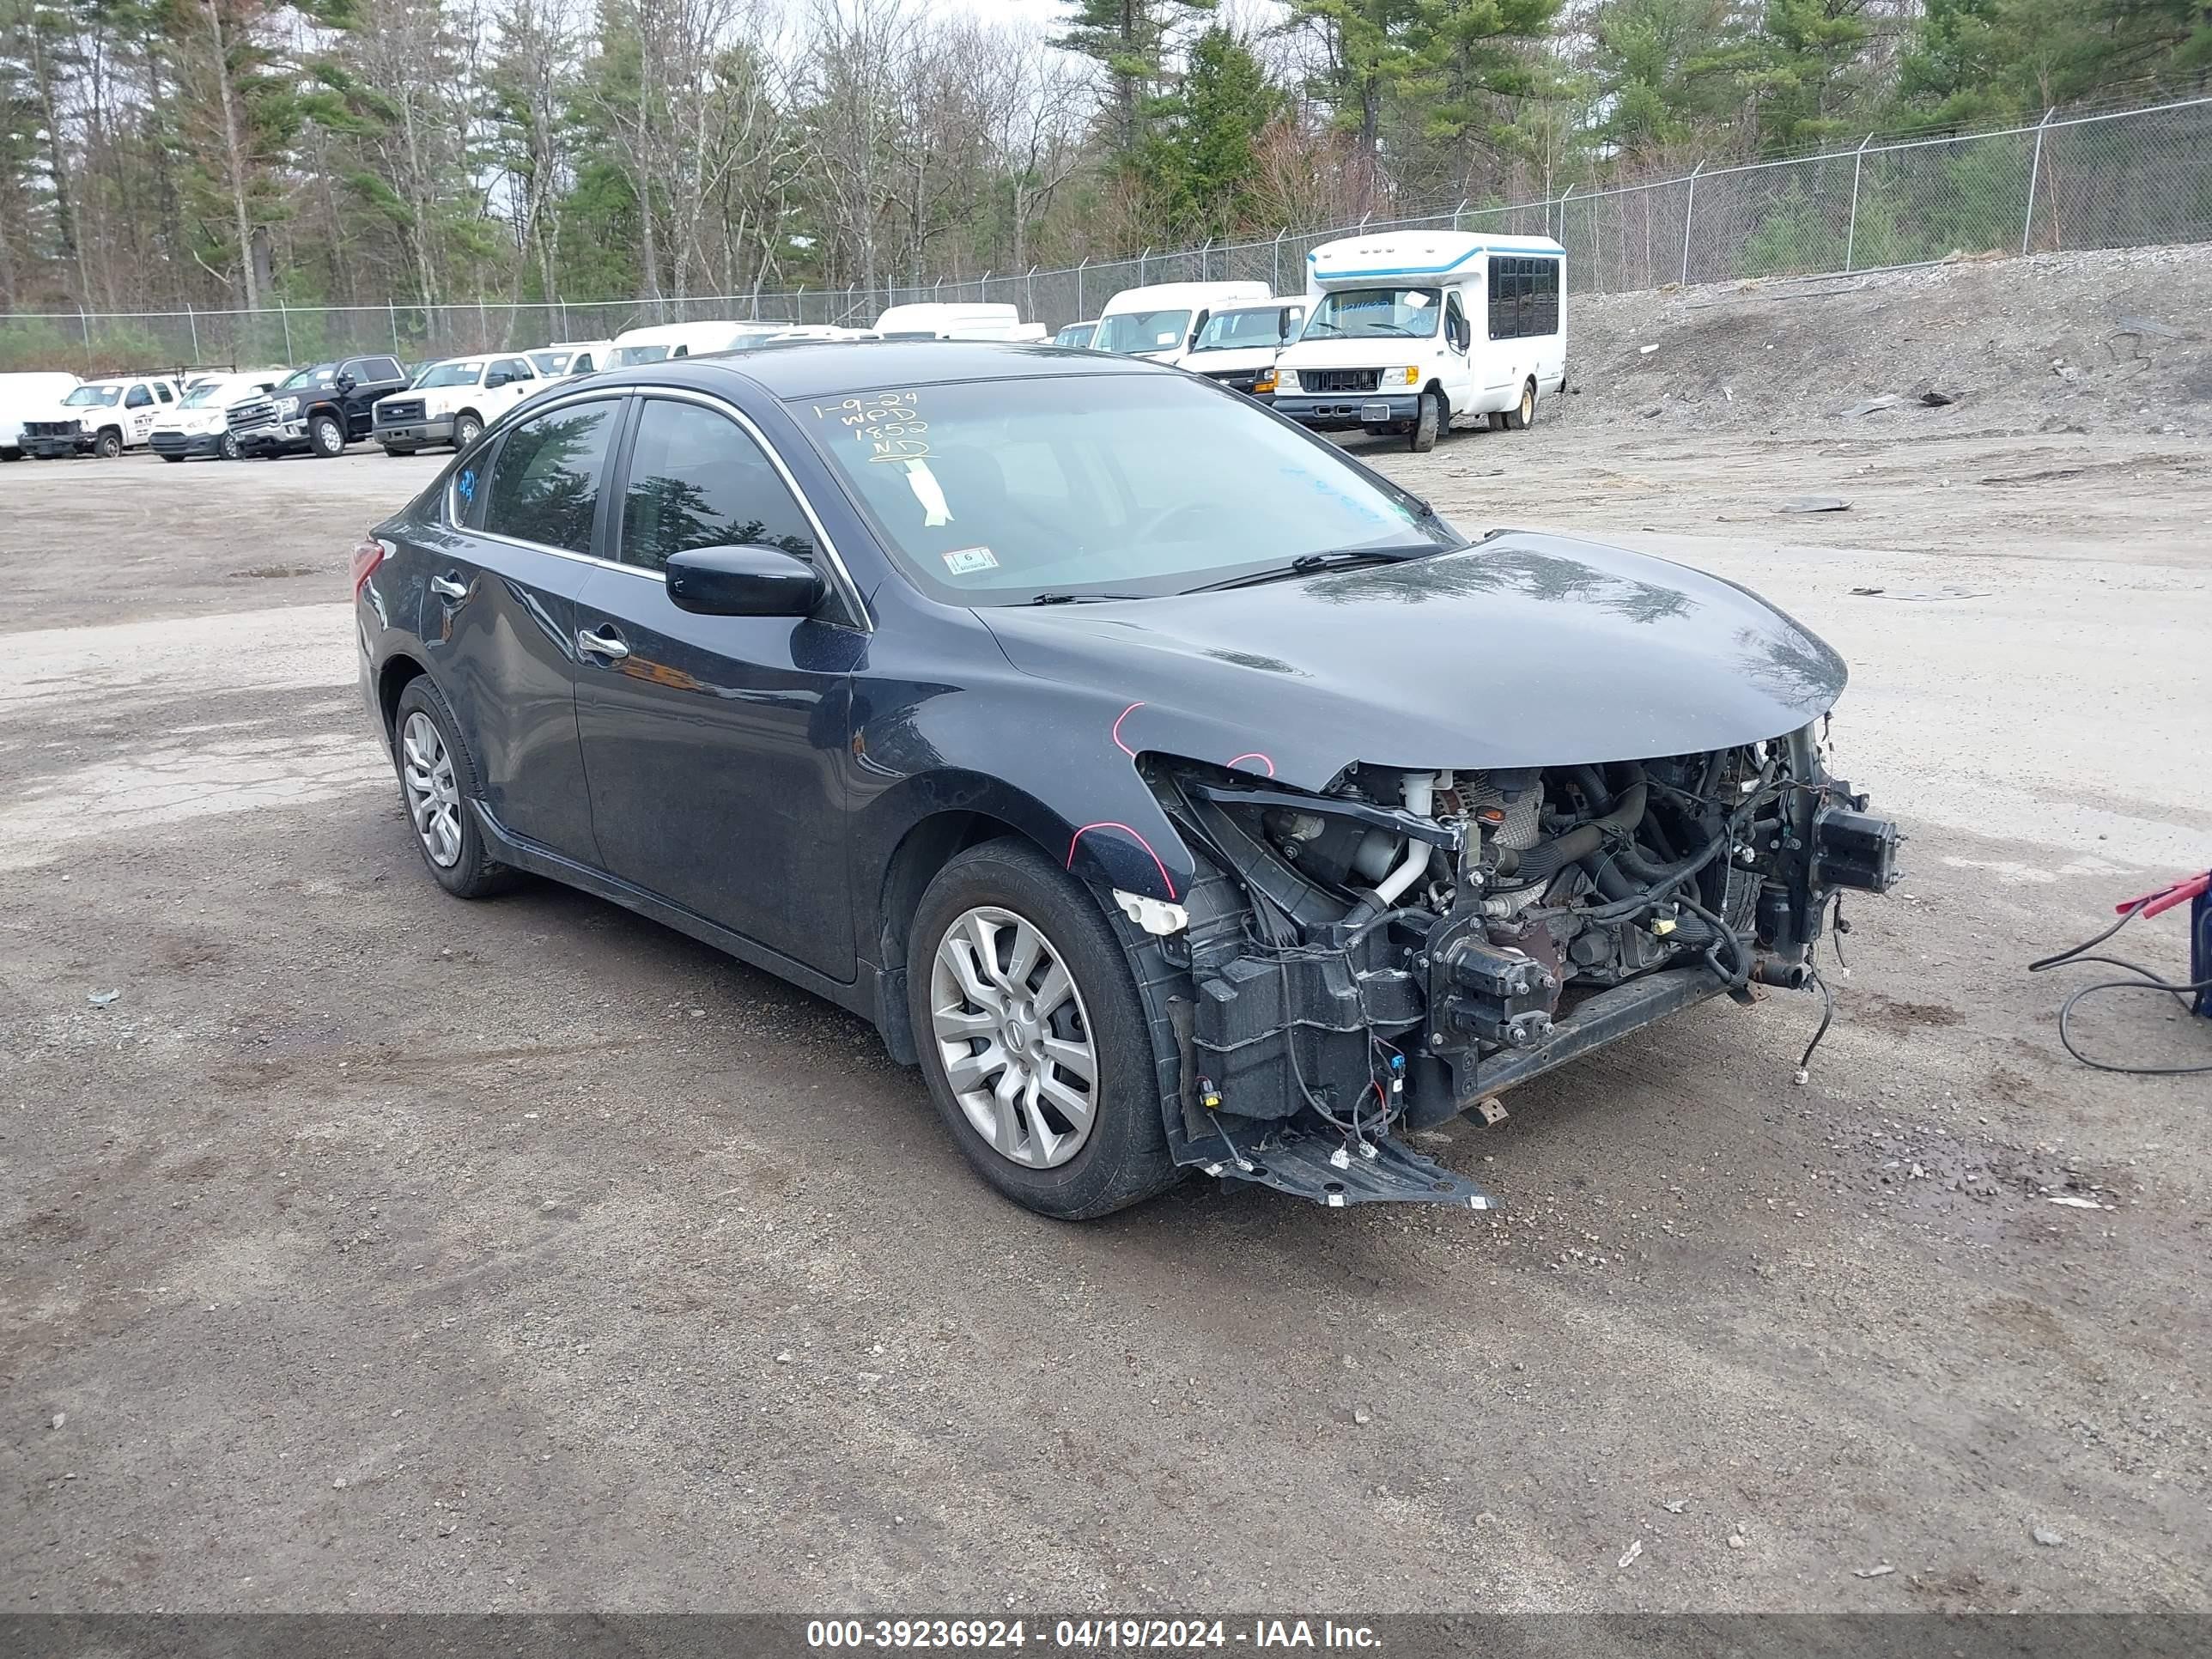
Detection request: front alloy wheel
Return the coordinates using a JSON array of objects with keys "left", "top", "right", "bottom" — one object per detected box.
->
[
  {"left": 453, "top": 414, "right": 483, "bottom": 451},
  {"left": 310, "top": 413, "right": 344, "bottom": 456},
  {"left": 219, "top": 433, "right": 241, "bottom": 462},
  {"left": 929, "top": 906, "right": 1099, "bottom": 1169},
  {"left": 906, "top": 839, "right": 1181, "bottom": 1218}
]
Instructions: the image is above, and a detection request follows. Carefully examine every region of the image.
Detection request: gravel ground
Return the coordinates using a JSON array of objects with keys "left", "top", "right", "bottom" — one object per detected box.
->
[{"left": 3, "top": 274, "right": 2209, "bottom": 1617}]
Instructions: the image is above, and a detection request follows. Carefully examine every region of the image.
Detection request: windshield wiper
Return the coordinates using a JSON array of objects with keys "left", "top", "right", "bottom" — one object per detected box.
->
[
  {"left": 1182, "top": 544, "right": 1448, "bottom": 593},
  {"left": 1029, "top": 591, "right": 1148, "bottom": 605}
]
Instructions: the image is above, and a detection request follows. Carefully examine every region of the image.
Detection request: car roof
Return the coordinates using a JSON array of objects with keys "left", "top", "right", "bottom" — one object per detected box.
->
[{"left": 588, "top": 339, "right": 1161, "bottom": 402}]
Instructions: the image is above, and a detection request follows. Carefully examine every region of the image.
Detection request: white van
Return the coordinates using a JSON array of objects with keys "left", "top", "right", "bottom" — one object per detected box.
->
[
  {"left": 528, "top": 340, "right": 613, "bottom": 378},
  {"left": 149, "top": 370, "right": 283, "bottom": 461},
  {"left": 0, "top": 371, "right": 80, "bottom": 461},
  {"left": 1092, "top": 281, "right": 1268, "bottom": 367},
  {"left": 872, "top": 302, "right": 1023, "bottom": 341},
  {"left": 372, "top": 353, "right": 544, "bottom": 453},
  {"left": 1271, "top": 230, "right": 1565, "bottom": 451},
  {"left": 607, "top": 320, "right": 786, "bottom": 368},
  {"left": 1180, "top": 295, "right": 1308, "bottom": 399}
]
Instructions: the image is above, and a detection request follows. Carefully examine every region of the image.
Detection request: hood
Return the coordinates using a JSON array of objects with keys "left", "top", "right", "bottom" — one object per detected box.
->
[
  {"left": 1184, "top": 347, "right": 1280, "bottom": 374},
  {"left": 978, "top": 531, "right": 1847, "bottom": 790},
  {"left": 1281, "top": 336, "right": 1442, "bottom": 373}
]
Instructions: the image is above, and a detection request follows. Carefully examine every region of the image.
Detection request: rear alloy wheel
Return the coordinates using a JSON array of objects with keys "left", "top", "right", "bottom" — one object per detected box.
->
[
  {"left": 94, "top": 428, "right": 123, "bottom": 459},
  {"left": 219, "top": 433, "right": 242, "bottom": 462},
  {"left": 1408, "top": 388, "right": 1442, "bottom": 453},
  {"left": 453, "top": 413, "right": 483, "bottom": 451},
  {"left": 391, "top": 678, "right": 520, "bottom": 900},
  {"left": 309, "top": 412, "right": 345, "bottom": 457},
  {"left": 908, "top": 840, "right": 1180, "bottom": 1219}
]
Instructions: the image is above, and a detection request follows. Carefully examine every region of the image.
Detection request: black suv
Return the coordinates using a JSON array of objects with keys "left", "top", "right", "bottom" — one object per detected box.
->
[{"left": 232, "top": 356, "right": 409, "bottom": 458}]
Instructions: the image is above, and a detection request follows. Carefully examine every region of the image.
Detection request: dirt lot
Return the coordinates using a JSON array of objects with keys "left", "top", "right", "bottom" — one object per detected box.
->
[{"left": 4, "top": 266, "right": 2210, "bottom": 1617}]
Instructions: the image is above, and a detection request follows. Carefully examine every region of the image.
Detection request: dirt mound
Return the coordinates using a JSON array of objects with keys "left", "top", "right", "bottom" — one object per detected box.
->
[{"left": 1557, "top": 242, "right": 2212, "bottom": 439}]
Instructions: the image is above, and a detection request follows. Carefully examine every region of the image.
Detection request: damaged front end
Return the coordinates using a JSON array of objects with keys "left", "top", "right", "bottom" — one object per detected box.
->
[{"left": 1139, "top": 726, "right": 1900, "bottom": 1210}]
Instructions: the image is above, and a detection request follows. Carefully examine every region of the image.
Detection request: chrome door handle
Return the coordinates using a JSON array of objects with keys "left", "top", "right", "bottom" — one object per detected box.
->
[
  {"left": 577, "top": 625, "right": 629, "bottom": 661},
  {"left": 428, "top": 573, "right": 468, "bottom": 600}
]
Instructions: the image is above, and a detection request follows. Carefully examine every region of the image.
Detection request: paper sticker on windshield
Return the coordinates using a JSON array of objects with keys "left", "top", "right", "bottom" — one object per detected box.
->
[
  {"left": 1402, "top": 291, "right": 1431, "bottom": 307},
  {"left": 1154, "top": 331, "right": 1178, "bottom": 345},
  {"left": 942, "top": 545, "right": 998, "bottom": 575}
]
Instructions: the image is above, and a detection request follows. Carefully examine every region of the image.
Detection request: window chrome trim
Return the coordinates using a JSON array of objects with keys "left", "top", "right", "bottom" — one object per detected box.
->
[{"left": 445, "top": 380, "right": 872, "bottom": 629}]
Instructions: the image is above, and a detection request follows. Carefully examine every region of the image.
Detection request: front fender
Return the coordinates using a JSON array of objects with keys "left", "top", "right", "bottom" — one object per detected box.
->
[{"left": 849, "top": 668, "right": 1200, "bottom": 915}]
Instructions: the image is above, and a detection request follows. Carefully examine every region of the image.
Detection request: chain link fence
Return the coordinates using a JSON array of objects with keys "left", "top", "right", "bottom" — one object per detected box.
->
[{"left": 4, "top": 95, "right": 2207, "bottom": 374}]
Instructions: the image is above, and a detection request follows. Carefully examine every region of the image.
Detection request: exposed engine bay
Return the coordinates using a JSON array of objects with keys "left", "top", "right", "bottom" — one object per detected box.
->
[{"left": 1140, "top": 723, "right": 1900, "bottom": 1208}]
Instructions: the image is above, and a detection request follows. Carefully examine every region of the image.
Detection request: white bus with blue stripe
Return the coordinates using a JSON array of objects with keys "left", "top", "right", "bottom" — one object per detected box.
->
[{"left": 1269, "top": 230, "right": 1566, "bottom": 452}]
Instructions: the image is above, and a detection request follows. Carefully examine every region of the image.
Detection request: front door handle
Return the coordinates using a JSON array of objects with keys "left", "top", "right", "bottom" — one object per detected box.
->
[
  {"left": 428, "top": 572, "right": 469, "bottom": 600},
  {"left": 577, "top": 625, "right": 630, "bottom": 661}
]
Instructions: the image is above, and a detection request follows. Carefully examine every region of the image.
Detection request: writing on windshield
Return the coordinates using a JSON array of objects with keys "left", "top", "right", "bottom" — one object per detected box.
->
[{"left": 1303, "top": 287, "right": 1441, "bottom": 340}]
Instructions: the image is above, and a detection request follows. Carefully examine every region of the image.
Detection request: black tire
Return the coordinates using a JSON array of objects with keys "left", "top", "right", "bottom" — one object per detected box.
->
[
  {"left": 1504, "top": 378, "right": 1537, "bottom": 431},
  {"left": 906, "top": 838, "right": 1182, "bottom": 1220},
  {"left": 390, "top": 677, "right": 521, "bottom": 900},
  {"left": 383, "top": 444, "right": 417, "bottom": 457},
  {"left": 160, "top": 452, "right": 185, "bottom": 463},
  {"left": 308, "top": 412, "right": 345, "bottom": 457},
  {"left": 94, "top": 428, "right": 123, "bottom": 459},
  {"left": 452, "top": 413, "right": 483, "bottom": 451},
  {"left": 0, "top": 448, "right": 21, "bottom": 462},
  {"left": 1409, "top": 388, "right": 1442, "bottom": 452},
  {"left": 219, "top": 433, "right": 241, "bottom": 462}
]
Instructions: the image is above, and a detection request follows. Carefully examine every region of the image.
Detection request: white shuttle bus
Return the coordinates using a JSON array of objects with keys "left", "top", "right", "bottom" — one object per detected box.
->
[{"left": 1270, "top": 230, "right": 1565, "bottom": 451}]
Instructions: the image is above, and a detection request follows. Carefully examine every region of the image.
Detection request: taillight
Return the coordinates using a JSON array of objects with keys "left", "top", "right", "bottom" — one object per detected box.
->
[{"left": 351, "top": 538, "right": 388, "bottom": 597}]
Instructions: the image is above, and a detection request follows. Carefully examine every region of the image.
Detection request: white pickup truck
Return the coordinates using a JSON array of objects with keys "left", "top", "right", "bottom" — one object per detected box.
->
[
  {"left": 370, "top": 353, "right": 544, "bottom": 454},
  {"left": 18, "top": 374, "right": 185, "bottom": 458}
]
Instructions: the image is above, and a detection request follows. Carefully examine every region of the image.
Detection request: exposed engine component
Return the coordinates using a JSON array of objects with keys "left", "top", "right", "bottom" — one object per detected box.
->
[{"left": 1144, "top": 726, "right": 1900, "bottom": 1201}]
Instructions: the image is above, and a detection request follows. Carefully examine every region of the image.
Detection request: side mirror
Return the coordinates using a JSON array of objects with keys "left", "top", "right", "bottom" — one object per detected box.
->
[
  {"left": 485, "top": 370, "right": 513, "bottom": 388},
  {"left": 665, "top": 544, "right": 825, "bottom": 618}
]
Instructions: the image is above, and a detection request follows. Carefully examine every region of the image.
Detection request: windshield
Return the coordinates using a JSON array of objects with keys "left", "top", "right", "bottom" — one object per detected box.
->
[
  {"left": 799, "top": 374, "right": 1455, "bottom": 605},
  {"left": 178, "top": 382, "right": 237, "bottom": 408},
  {"left": 280, "top": 366, "right": 336, "bottom": 390},
  {"left": 64, "top": 385, "right": 124, "bottom": 406},
  {"left": 1192, "top": 307, "right": 1290, "bottom": 352},
  {"left": 529, "top": 350, "right": 569, "bottom": 374},
  {"left": 415, "top": 361, "right": 485, "bottom": 389},
  {"left": 1054, "top": 324, "right": 1095, "bottom": 348},
  {"left": 1303, "top": 288, "right": 1442, "bottom": 341},
  {"left": 1093, "top": 309, "right": 1192, "bottom": 356}
]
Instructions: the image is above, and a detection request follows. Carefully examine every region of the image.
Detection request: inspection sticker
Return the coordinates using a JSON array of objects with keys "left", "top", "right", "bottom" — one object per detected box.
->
[{"left": 942, "top": 546, "right": 999, "bottom": 575}]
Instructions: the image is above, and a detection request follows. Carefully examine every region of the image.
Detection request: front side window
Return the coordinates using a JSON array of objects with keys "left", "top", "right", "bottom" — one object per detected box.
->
[
  {"left": 1444, "top": 291, "right": 1468, "bottom": 350},
  {"left": 1303, "top": 288, "right": 1440, "bottom": 341},
  {"left": 611, "top": 343, "right": 671, "bottom": 366},
  {"left": 125, "top": 386, "right": 153, "bottom": 409},
  {"left": 489, "top": 357, "right": 533, "bottom": 386},
  {"left": 1093, "top": 309, "right": 1192, "bottom": 356},
  {"left": 1054, "top": 323, "right": 1095, "bottom": 349},
  {"left": 1191, "top": 308, "right": 1293, "bottom": 352},
  {"left": 619, "top": 399, "right": 819, "bottom": 573},
  {"left": 799, "top": 374, "right": 1449, "bottom": 605},
  {"left": 281, "top": 366, "right": 337, "bottom": 391},
  {"left": 481, "top": 398, "right": 621, "bottom": 555}
]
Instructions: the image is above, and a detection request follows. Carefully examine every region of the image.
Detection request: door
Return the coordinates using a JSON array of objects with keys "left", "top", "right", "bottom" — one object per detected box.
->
[
  {"left": 123, "top": 383, "right": 160, "bottom": 445},
  {"left": 343, "top": 357, "right": 404, "bottom": 434},
  {"left": 418, "top": 393, "right": 626, "bottom": 861},
  {"left": 571, "top": 392, "right": 860, "bottom": 979},
  {"left": 1442, "top": 291, "right": 1474, "bottom": 404},
  {"left": 483, "top": 356, "right": 537, "bottom": 421}
]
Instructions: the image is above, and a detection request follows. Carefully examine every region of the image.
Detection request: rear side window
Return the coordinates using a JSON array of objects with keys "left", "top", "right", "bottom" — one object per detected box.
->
[
  {"left": 1487, "top": 256, "right": 1560, "bottom": 341},
  {"left": 154, "top": 382, "right": 174, "bottom": 403},
  {"left": 481, "top": 398, "right": 622, "bottom": 554},
  {"left": 618, "top": 398, "right": 818, "bottom": 572}
]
